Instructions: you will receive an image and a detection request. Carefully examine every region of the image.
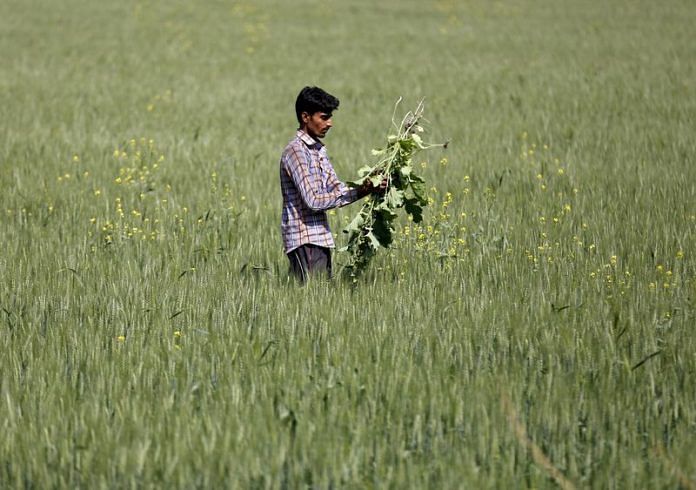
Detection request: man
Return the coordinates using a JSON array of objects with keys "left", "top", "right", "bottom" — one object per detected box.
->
[{"left": 280, "top": 86, "right": 382, "bottom": 281}]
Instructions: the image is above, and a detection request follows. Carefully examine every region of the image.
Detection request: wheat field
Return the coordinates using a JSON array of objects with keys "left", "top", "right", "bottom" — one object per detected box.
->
[{"left": 1, "top": 0, "right": 695, "bottom": 487}]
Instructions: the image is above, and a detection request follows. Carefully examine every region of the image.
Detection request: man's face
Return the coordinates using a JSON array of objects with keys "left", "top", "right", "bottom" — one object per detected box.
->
[{"left": 302, "top": 111, "right": 333, "bottom": 139}]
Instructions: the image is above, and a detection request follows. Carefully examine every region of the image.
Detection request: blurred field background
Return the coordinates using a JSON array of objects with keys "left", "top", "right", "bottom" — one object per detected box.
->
[{"left": 1, "top": 0, "right": 695, "bottom": 487}]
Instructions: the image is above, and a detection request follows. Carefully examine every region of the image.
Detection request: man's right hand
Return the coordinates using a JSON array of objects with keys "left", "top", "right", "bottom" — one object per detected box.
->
[{"left": 359, "top": 177, "right": 388, "bottom": 197}]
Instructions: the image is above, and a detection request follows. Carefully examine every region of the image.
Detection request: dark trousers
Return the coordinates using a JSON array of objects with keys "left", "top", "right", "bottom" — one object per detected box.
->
[{"left": 287, "top": 244, "right": 332, "bottom": 282}]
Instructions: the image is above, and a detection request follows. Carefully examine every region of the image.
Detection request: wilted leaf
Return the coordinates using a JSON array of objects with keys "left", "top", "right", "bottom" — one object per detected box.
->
[{"left": 411, "top": 133, "right": 425, "bottom": 148}]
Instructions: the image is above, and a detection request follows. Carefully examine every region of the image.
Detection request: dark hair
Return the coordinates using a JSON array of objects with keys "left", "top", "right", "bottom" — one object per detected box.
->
[{"left": 295, "top": 86, "right": 339, "bottom": 125}]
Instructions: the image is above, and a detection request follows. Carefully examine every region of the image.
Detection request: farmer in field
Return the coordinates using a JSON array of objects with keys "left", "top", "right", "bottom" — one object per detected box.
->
[{"left": 280, "top": 86, "right": 383, "bottom": 281}]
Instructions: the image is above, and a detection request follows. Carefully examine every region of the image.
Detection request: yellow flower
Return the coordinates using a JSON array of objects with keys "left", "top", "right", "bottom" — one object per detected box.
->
[
  {"left": 676, "top": 250, "right": 684, "bottom": 259},
  {"left": 117, "top": 335, "right": 126, "bottom": 342}
]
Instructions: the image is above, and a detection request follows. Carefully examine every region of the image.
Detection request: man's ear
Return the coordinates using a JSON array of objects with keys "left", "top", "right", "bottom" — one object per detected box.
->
[{"left": 301, "top": 112, "right": 311, "bottom": 125}]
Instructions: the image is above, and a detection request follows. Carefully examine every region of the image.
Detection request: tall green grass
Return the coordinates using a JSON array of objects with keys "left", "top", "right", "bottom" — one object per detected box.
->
[{"left": 1, "top": 0, "right": 694, "bottom": 487}]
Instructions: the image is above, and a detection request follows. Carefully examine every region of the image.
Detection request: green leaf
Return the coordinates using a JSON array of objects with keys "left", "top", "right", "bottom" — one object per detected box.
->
[
  {"left": 365, "top": 231, "right": 381, "bottom": 250},
  {"left": 369, "top": 175, "right": 384, "bottom": 186},
  {"left": 410, "top": 179, "right": 427, "bottom": 205},
  {"left": 372, "top": 219, "right": 393, "bottom": 248},
  {"left": 357, "top": 165, "right": 374, "bottom": 177},
  {"left": 347, "top": 177, "right": 366, "bottom": 188},
  {"left": 409, "top": 172, "right": 424, "bottom": 183},
  {"left": 385, "top": 187, "right": 404, "bottom": 208},
  {"left": 399, "top": 138, "right": 416, "bottom": 151},
  {"left": 404, "top": 198, "right": 424, "bottom": 223},
  {"left": 343, "top": 212, "right": 365, "bottom": 235}
]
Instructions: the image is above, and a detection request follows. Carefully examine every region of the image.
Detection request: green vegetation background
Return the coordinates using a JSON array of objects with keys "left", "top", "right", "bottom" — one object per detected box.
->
[{"left": 1, "top": 0, "right": 694, "bottom": 487}]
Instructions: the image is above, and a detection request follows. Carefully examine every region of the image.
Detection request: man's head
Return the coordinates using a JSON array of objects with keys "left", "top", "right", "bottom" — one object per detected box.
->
[{"left": 295, "top": 86, "right": 339, "bottom": 140}]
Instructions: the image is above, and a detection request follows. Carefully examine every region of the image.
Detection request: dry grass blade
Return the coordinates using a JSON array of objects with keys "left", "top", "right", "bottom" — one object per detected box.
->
[
  {"left": 501, "top": 391, "right": 576, "bottom": 490},
  {"left": 652, "top": 443, "right": 696, "bottom": 490}
]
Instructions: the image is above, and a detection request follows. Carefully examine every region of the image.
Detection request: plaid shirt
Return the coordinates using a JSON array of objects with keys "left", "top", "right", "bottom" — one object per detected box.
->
[{"left": 280, "top": 130, "right": 360, "bottom": 253}]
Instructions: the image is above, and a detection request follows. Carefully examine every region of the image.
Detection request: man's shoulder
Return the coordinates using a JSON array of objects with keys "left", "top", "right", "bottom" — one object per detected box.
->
[
  {"left": 281, "top": 134, "right": 309, "bottom": 161},
  {"left": 283, "top": 133, "right": 302, "bottom": 149}
]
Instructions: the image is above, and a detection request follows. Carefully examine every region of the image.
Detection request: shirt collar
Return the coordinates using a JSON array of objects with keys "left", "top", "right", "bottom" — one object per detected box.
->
[{"left": 297, "top": 129, "right": 324, "bottom": 150}]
